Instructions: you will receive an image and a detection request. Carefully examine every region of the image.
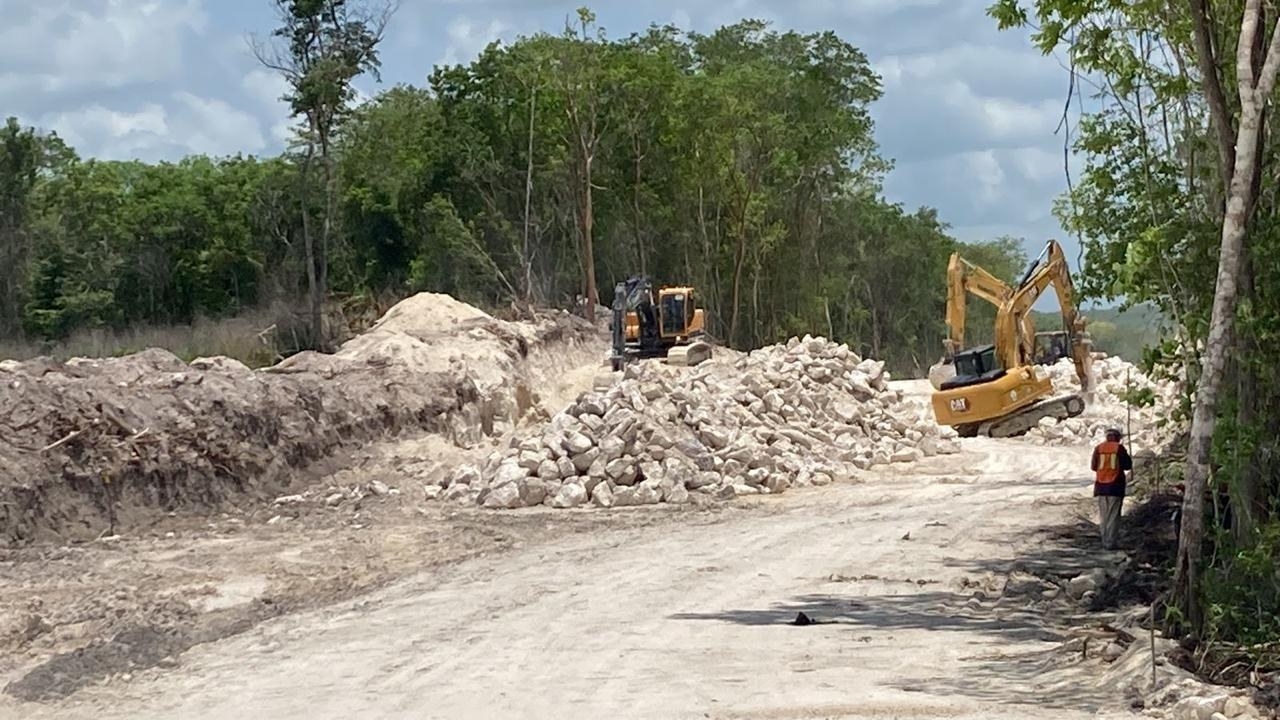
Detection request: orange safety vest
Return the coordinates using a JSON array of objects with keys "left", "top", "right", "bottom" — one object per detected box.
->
[{"left": 1094, "top": 441, "right": 1122, "bottom": 484}]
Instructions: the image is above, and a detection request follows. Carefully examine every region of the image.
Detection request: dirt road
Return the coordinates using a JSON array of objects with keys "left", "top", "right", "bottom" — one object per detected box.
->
[{"left": 7, "top": 424, "right": 1141, "bottom": 720}]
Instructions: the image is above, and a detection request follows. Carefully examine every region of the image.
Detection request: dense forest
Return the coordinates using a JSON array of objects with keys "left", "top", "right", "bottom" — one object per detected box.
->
[{"left": 0, "top": 9, "right": 1029, "bottom": 374}]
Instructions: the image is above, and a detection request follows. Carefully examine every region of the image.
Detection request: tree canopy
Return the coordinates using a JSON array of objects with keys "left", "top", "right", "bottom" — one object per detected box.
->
[{"left": 1, "top": 12, "right": 1026, "bottom": 377}]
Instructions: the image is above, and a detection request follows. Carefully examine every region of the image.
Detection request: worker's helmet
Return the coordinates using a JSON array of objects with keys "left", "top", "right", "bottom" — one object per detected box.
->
[{"left": 1105, "top": 427, "right": 1123, "bottom": 440}]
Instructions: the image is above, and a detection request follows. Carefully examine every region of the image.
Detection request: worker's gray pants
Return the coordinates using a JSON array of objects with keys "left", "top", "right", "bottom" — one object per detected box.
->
[{"left": 1097, "top": 496, "right": 1123, "bottom": 550}]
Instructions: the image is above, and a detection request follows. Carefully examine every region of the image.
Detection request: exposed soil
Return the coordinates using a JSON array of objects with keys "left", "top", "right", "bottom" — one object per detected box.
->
[
  {"left": 0, "top": 412, "right": 1195, "bottom": 720},
  {"left": 0, "top": 295, "right": 599, "bottom": 544},
  {"left": 1, "top": 293, "right": 1257, "bottom": 719}
]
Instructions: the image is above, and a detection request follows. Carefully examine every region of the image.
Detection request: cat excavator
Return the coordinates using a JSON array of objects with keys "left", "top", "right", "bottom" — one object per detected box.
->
[
  {"left": 930, "top": 240, "right": 1095, "bottom": 438},
  {"left": 608, "top": 275, "right": 713, "bottom": 371}
]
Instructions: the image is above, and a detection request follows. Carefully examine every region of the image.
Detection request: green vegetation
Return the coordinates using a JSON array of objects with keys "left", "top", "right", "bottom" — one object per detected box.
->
[
  {"left": 990, "top": 0, "right": 1280, "bottom": 654},
  {"left": 0, "top": 11, "right": 1026, "bottom": 374},
  {"left": 1031, "top": 304, "right": 1164, "bottom": 364}
]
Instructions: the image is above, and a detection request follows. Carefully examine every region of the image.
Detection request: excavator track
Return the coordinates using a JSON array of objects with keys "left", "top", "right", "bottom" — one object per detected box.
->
[{"left": 973, "top": 393, "right": 1087, "bottom": 438}]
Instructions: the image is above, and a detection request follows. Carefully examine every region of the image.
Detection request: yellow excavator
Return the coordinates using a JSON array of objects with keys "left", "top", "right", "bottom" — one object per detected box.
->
[
  {"left": 930, "top": 240, "right": 1094, "bottom": 438},
  {"left": 608, "top": 276, "right": 712, "bottom": 371}
]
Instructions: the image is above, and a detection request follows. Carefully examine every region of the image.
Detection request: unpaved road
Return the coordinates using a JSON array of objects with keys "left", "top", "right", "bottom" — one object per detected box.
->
[{"left": 5, "top": 430, "right": 1138, "bottom": 720}]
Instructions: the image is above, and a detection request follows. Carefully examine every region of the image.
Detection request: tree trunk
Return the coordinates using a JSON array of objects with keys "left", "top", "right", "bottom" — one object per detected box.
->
[
  {"left": 1233, "top": 251, "right": 1261, "bottom": 545},
  {"left": 1175, "top": 1, "right": 1280, "bottom": 628},
  {"left": 522, "top": 83, "right": 537, "bottom": 307},
  {"left": 581, "top": 151, "right": 597, "bottom": 322},
  {"left": 300, "top": 141, "right": 322, "bottom": 351},
  {"left": 320, "top": 141, "right": 333, "bottom": 352},
  {"left": 633, "top": 134, "right": 646, "bottom": 274}
]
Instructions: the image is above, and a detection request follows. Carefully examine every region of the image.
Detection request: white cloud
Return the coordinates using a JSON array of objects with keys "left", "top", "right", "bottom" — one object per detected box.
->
[
  {"left": 438, "top": 16, "right": 514, "bottom": 67},
  {"left": 0, "top": 0, "right": 206, "bottom": 95},
  {"left": 242, "top": 69, "right": 290, "bottom": 113},
  {"left": 38, "top": 92, "right": 266, "bottom": 161},
  {"left": 171, "top": 92, "right": 266, "bottom": 157},
  {"left": 39, "top": 103, "right": 170, "bottom": 160},
  {"left": 964, "top": 150, "right": 1006, "bottom": 205},
  {"left": 1009, "top": 146, "right": 1062, "bottom": 184}
]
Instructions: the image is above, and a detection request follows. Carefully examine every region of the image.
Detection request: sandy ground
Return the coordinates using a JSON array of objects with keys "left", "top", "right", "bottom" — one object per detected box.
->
[{"left": 1, "top": 380, "right": 1151, "bottom": 720}]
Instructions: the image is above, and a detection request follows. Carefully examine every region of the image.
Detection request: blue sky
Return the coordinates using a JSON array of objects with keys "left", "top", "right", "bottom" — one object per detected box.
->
[{"left": 2, "top": 0, "right": 1096, "bottom": 295}]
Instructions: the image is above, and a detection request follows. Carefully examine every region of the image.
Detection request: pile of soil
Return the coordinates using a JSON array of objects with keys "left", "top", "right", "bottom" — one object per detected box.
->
[{"left": 0, "top": 293, "right": 598, "bottom": 544}]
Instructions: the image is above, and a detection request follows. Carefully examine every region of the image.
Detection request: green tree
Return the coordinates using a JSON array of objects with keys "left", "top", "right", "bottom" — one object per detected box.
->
[
  {"left": 0, "top": 118, "right": 74, "bottom": 335},
  {"left": 253, "top": 0, "right": 392, "bottom": 350},
  {"left": 989, "top": 0, "right": 1280, "bottom": 635}
]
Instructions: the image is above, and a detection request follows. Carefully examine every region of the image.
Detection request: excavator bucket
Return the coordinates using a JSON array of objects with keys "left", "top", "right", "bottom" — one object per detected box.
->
[{"left": 666, "top": 340, "right": 712, "bottom": 367}]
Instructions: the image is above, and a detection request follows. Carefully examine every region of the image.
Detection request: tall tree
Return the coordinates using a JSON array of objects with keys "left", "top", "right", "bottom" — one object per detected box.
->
[
  {"left": 1175, "top": 0, "right": 1280, "bottom": 629},
  {"left": 0, "top": 119, "right": 72, "bottom": 336},
  {"left": 554, "top": 8, "right": 610, "bottom": 321},
  {"left": 253, "top": 0, "right": 392, "bottom": 350}
]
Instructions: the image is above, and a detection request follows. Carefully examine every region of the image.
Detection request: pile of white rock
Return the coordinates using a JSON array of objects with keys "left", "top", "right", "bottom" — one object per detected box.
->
[
  {"left": 445, "top": 335, "right": 960, "bottom": 510},
  {"left": 1021, "top": 354, "right": 1183, "bottom": 450}
]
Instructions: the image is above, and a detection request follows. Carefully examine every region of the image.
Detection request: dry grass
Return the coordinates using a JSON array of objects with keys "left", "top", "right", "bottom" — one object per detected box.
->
[{"left": 0, "top": 309, "right": 284, "bottom": 368}]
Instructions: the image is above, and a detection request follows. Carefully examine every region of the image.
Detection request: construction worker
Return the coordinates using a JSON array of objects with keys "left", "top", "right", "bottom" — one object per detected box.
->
[{"left": 1091, "top": 427, "right": 1133, "bottom": 550}]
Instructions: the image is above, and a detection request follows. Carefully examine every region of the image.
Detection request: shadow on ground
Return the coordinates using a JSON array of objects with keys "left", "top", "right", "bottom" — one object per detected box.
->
[{"left": 670, "top": 491, "right": 1182, "bottom": 713}]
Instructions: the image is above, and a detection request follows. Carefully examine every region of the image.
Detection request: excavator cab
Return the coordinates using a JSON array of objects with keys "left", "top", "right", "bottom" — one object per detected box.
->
[
  {"left": 1033, "top": 331, "right": 1070, "bottom": 365},
  {"left": 941, "top": 345, "right": 1004, "bottom": 390},
  {"left": 609, "top": 277, "right": 711, "bottom": 372}
]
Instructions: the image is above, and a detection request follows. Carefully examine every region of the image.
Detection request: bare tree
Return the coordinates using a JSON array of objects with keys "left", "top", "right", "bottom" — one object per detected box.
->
[{"left": 251, "top": 0, "right": 394, "bottom": 350}]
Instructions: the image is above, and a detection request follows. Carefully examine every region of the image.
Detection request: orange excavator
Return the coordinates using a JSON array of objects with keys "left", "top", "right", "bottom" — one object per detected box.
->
[{"left": 929, "top": 240, "right": 1094, "bottom": 438}]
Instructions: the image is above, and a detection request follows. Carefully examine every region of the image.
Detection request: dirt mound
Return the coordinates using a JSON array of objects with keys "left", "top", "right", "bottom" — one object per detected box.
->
[
  {"left": 362, "top": 291, "right": 493, "bottom": 334},
  {"left": 0, "top": 294, "right": 598, "bottom": 544}
]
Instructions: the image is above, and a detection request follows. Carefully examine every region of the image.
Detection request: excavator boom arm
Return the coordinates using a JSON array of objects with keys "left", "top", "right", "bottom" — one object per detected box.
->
[
  {"left": 944, "top": 253, "right": 1016, "bottom": 355},
  {"left": 995, "top": 241, "right": 1093, "bottom": 390}
]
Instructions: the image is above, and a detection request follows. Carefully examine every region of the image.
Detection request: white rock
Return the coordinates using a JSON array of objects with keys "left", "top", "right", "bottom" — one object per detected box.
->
[
  {"left": 590, "top": 482, "right": 614, "bottom": 508},
  {"left": 325, "top": 493, "right": 344, "bottom": 507},
  {"left": 599, "top": 435, "right": 626, "bottom": 462},
  {"left": 634, "top": 481, "right": 663, "bottom": 505},
  {"left": 1066, "top": 574, "right": 1097, "bottom": 600},
  {"left": 443, "top": 484, "right": 476, "bottom": 503},
  {"left": 606, "top": 458, "right": 639, "bottom": 486},
  {"left": 496, "top": 462, "right": 530, "bottom": 486},
  {"left": 765, "top": 474, "right": 790, "bottom": 494},
  {"left": 890, "top": 447, "right": 922, "bottom": 464},
  {"left": 563, "top": 432, "right": 594, "bottom": 455},
  {"left": 273, "top": 494, "right": 305, "bottom": 505},
  {"left": 699, "top": 426, "right": 731, "bottom": 449},
  {"left": 482, "top": 482, "right": 522, "bottom": 509},
  {"left": 557, "top": 456, "right": 577, "bottom": 479},
  {"left": 1222, "top": 696, "right": 1258, "bottom": 718},
  {"left": 612, "top": 486, "right": 637, "bottom": 507},
  {"left": 550, "top": 482, "right": 587, "bottom": 509},
  {"left": 572, "top": 447, "right": 600, "bottom": 473},
  {"left": 423, "top": 485, "right": 443, "bottom": 501},
  {"left": 1100, "top": 642, "right": 1124, "bottom": 661},
  {"left": 518, "top": 477, "right": 548, "bottom": 506},
  {"left": 588, "top": 457, "right": 608, "bottom": 481},
  {"left": 517, "top": 450, "right": 545, "bottom": 472},
  {"left": 664, "top": 483, "right": 690, "bottom": 504},
  {"left": 577, "top": 394, "right": 608, "bottom": 416},
  {"left": 1171, "top": 696, "right": 1228, "bottom": 720},
  {"left": 537, "top": 459, "right": 561, "bottom": 481},
  {"left": 448, "top": 464, "right": 481, "bottom": 487},
  {"left": 689, "top": 471, "right": 721, "bottom": 490}
]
